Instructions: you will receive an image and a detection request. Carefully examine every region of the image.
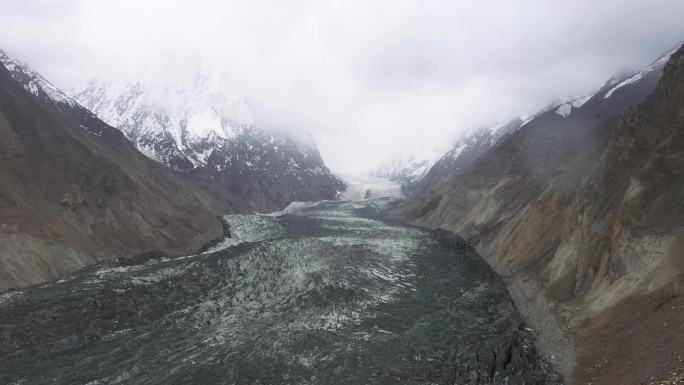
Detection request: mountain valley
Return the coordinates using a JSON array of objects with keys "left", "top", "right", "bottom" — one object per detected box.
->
[{"left": 1, "top": 18, "right": 683, "bottom": 385}]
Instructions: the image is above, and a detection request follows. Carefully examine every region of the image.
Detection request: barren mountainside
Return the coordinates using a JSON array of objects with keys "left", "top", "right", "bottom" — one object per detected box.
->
[
  {"left": 0, "top": 50, "right": 249, "bottom": 292},
  {"left": 395, "top": 45, "right": 684, "bottom": 384}
]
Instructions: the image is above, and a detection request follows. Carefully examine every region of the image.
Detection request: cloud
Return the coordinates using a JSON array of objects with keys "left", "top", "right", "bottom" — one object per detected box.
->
[{"left": 1, "top": 0, "right": 683, "bottom": 171}]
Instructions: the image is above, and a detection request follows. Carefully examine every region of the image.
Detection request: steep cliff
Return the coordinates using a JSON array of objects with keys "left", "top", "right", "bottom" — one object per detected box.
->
[{"left": 395, "top": 45, "right": 684, "bottom": 384}]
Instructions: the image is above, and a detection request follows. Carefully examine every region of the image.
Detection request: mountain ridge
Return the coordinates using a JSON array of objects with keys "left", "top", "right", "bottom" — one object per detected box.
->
[
  {"left": 394, "top": 43, "right": 684, "bottom": 384},
  {"left": 401, "top": 46, "right": 678, "bottom": 201},
  {"left": 72, "top": 77, "right": 344, "bottom": 211},
  {"left": 0, "top": 54, "right": 249, "bottom": 291}
]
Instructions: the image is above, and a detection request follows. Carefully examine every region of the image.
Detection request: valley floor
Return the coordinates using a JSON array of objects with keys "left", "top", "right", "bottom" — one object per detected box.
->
[{"left": 0, "top": 189, "right": 559, "bottom": 384}]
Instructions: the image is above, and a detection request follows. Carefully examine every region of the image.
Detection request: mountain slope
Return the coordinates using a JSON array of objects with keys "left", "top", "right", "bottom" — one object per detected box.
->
[
  {"left": 394, "top": 45, "right": 684, "bottom": 384},
  {"left": 73, "top": 79, "right": 344, "bottom": 211},
  {"left": 371, "top": 147, "right": 446, "bottom": 185},
  {"left": 410, "top": 117, "right": 524, "bottom": 196},
  {"left": 408, "top": 49, "right": 679, "bottom": 200},
  {"left": 0, "top": 50, "right": 247, "bottom": 291}
]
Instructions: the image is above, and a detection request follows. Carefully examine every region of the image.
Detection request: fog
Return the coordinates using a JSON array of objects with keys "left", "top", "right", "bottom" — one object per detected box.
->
[{"left": 1, "top": 0, "right": 683, "bottom": 172}]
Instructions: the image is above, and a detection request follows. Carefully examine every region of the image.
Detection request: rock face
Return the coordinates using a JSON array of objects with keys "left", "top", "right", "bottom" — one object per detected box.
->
[
  {"left": 410, "top": 118, "right": 524, "bottom": 196},
  {"left": 0, "top": 50, "right": 249, "bottom": 291},
  {"left": 395, "top": 44, "right": 684, "bottom": 384},
  {"left": 72, "top": 78, "right": 344, "bottom": 212}
]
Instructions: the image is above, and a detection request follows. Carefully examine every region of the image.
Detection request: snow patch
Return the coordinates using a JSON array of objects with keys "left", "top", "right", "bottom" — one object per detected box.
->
[
  {"left": 571, "top": 94, "right": 593, "bottom": 108},
  {"left": 0, "top": 50, "right": 78, "bottom": 108},
  {"left": 555, "top": 103, "right": 572, "bottom": 117},
  {"left": 604, "top": 46, "right": 678, "bottom": 99}
]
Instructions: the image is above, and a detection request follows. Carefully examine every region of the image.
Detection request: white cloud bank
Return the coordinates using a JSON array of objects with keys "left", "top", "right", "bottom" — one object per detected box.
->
[{"left": 1, "top": 0, "right": 683, "bottom": 171}]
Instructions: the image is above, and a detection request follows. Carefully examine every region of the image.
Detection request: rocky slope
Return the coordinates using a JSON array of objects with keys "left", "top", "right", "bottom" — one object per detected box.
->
[
  {"left": 371, "top": 147, "right": 445, "bottom": 186},
  {"left": 409, "top": 118, "right": 525, "bottom": 196},
  {"left": 0, "top": 50, "right": 249, "bottom": 292},
  {"left": 395, "top": 44, "right": 684, "bottom": 384},
  {"left": 408, "top": 47, "right": 679, "bottom": 201},
  {"left": 372, "top": 118, "right": 525, "bottom": 192},
  {"left": 72, "top": 78, "right": 344, "bottom": 212}
]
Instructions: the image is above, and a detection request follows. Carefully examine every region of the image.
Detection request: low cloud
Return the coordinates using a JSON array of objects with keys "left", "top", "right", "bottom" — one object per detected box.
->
[{"left": 2, "top": 0, "right": 683, "bottom": 171}]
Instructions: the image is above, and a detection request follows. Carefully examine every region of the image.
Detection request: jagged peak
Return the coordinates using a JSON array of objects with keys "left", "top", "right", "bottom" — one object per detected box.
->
[{"left": 72, "top": 77, "right": 256, "bottom": 145}]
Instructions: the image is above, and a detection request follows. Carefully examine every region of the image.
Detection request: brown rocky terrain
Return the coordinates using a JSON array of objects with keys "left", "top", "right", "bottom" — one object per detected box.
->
[
  {"left": 395, "top": 44, "right": 684, "bottom": 384},
  {"left": 0, "top": 58, "right": 250, "bottom": 292}
]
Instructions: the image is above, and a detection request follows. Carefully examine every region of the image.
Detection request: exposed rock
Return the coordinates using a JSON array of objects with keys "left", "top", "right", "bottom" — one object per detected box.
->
[
  {"left": 410, "top": 117, "right": 524, "bottom": 196},
  {"left": 394, "top": 44, "right": 684, "bottom": 383},
  {"left": 72, "top": 78, "right": 345, "bottom": 212},
  {"left": 0, "top": 50, "right": 249, "bottom": 291}
]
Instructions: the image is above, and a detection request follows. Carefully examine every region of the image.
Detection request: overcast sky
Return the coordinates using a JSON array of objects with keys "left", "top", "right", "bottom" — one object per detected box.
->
[{"left": 1, "top": 0, "right": 684, "bottom": 172}]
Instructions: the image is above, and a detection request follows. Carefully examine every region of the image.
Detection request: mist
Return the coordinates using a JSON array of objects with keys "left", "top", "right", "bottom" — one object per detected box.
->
[{"left": 1, "top": 0, "right": 683, "bottom": 172}]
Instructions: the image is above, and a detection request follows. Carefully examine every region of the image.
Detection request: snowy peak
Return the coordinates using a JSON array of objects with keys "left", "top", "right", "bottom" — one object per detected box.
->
[
  {"left": 74, "top": 79, "right": 282, "bottom": 171},
  {"left": 0, "top": 49, "right": 114, "bottom": 137},
  {"left": 408, "top": 118, "right": 524, "bottom": 194},
  {"left": 604, "top": 45, "right": 680, "bottom": 99},
  {"left": 0, "top": 49, "right": 78, "bottom": 109},
  {"left": 441, "top": 118, "right": 522, "bottom": 165},
  {"left": 379, "top": 117, "right": 524, "bottom": 193},
  {"left": 413, "top": 44, "right": 682, "bottom": 196},
  {"left": 546, "top": 44, "right": 681, "bottom": 120},
  {"left": 372, "top": 147, "right": 446, "bottom": 184},
  {"left": 73, "top": 78, "right": 254, "bottom": 161},
  {"left": 71, "top": 75, "right": 344, "bottom": 210}
]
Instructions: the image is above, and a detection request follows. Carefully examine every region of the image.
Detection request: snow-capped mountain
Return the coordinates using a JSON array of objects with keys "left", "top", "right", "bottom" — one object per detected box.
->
[
  {"left": 420, "top": 118, "right": 523, "bottom": 187},
  {"left": 550, "top": 44, "right": 679, "bottom": 119},
  {"left": 72, "top": 76, "right": 344, "bottom": 211},
  {"left": 396, "top": 44, "right": 684, "bottom": 383},
  {"left": 371, "top": 147, "right": 446, "bottom": 185},
  {"left": 410, "top": 45, "right": 679, "bottom": 197},
  {"left": 0, "top": 49, "right": 251, "bottom": 290},
  {"left": 0, "top": 49, "right": 111, "bottom": 138},
  {"left": 0, "top": 50, "right": 78, "bottom": 109},
  {"left": 72, "top": 76, "right": 255, "bottom": 171}
]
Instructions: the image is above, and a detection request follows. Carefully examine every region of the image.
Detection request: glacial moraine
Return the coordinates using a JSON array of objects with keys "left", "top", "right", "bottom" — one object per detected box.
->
[{"left": 0, "top": 196, "right": 560, "bottom": 384}]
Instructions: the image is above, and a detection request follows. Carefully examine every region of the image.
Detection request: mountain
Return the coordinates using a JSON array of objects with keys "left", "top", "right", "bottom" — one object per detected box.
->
[
  {"left": 395, "top": 44, "right": 684, "bottom": 384},
  {"left": 0, "top": 50, "right": 248, "bottom": 291},
  {"left": 378, "top": 109, "right": 560, "bottom": 196},
  {"left": 370, "top": 147, "right": 445, "bottom": 185},
  {"left": 72, "top": 77, "right": 344, "bottom": 211},
  {"left": 408, "top": 50, "right": 679, "bottom": 200},
  {"left": 409, "top": 117, "right": 525, "bottom": 196}
]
